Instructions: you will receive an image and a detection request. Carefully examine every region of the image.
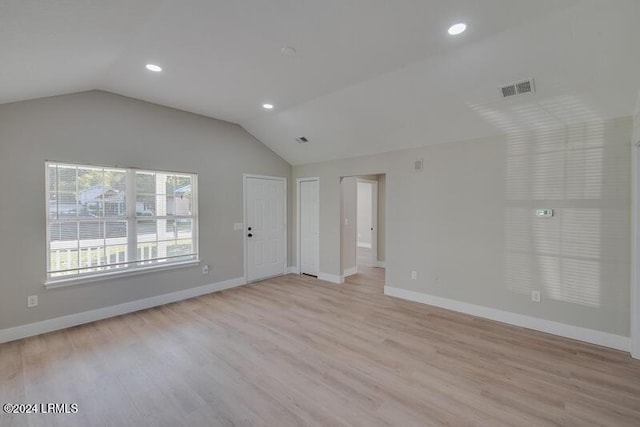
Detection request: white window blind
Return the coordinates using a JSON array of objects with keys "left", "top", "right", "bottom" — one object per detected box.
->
[{"left": 46, "top": 162, "right": 198, "bottom": 281}]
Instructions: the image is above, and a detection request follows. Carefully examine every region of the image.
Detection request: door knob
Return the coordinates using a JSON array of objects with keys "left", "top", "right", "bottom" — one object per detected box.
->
[{"left": 248, "top": 233, "right": 253, "bottom": 238}]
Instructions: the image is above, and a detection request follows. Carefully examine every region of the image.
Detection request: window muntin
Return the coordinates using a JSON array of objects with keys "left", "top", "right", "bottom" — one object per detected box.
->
[{"left": 46, "top": 162, "right": 198, "bottom": 281}]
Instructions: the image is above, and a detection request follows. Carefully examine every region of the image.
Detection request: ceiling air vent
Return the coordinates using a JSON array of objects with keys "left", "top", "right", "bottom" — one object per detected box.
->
[
  {"left": 296, "top": 136, "right": 309, "bottom": 144},
  {"left": 500, "top": 78, "right": 535, "bottom": 99}
]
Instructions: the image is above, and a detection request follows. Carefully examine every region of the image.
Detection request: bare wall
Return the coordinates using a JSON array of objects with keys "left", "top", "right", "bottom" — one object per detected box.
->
[
  {"left": 0, "top": 90, "right": 291, "bottom": 330},
  {"left": 340, "top": 177, "right": 357, "bottom": 273},
  {"left": 293, "top": 117, "right": 632, "bottom": 336},
  {"left": 377, "top": 174, "right": 386, "bottom": 262}
]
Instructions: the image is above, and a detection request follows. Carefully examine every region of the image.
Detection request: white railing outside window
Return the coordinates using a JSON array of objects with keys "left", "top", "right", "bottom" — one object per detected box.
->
[{"left": 46, "top": 162, "right": 198, "bottom": 284}]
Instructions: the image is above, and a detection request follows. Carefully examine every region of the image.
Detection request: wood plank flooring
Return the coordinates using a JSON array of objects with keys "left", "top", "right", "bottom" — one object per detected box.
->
[{"left": 1, "top": 266, "right": 640, "bottom": 426}]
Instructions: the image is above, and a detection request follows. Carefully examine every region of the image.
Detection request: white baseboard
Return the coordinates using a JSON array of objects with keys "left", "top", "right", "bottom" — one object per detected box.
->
[
  {"left": 384, "top": 286, "right": 630, "bottom": 352},
  {"left": 287, "top": 266, "right": 300, "bottom": 274},
  {"left": 318, "top": 272, "right": 344, "bottom": 284},
  {"left": 344, "top": 266, "right": 358, "bottom": 277},
  {"left": 0, "top": 277, "right": 246, "bottom": 344}
]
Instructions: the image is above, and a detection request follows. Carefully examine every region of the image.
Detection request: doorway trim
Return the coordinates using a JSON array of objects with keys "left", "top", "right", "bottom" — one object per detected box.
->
[
  {"left": 243, "top": 174, "right": 288, "bottom": 283},
  {"left": 296, "top": 177, "right": 320, "bottom": 275},
  {"left": 632, "top": 142, "right": 640, "bottom": 359}
]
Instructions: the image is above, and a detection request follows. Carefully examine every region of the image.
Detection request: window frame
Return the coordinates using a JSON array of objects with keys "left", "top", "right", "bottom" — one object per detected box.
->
[{"left": 45, "top": 161, "right": 199, "bottom": 288}]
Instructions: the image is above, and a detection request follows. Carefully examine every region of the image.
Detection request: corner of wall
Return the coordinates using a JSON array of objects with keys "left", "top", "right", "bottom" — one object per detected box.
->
[
  {"left": 633, "top": 90, "right": 640, "bottom": 144},
  {"left": 633, "top": 90, "right": 640, "bottom": 359}
]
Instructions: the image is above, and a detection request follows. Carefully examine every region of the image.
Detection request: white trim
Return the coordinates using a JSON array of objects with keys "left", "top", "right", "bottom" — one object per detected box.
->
[
  {"left": 384, "top": 286, "right": 630, "bottom": 352},
  {"left": 0, "top": 277, "right": 246, "bottom": 344},
  {"left": 287, "top": 266, "right": 299, "bottom": 274},
  {"left": 297, "top": 177, "right": 320, "bottom": 277},
  {"left": 318, "top": 272, "right": 344, "bottom": 284},
  {"left": 632, "top": 141, "right": 640, "bottom": 359},
  {"left": 44, "top": 259, "right": 200, "bottom": 289},
  {"left": 243, "top": 174, "right": 288, "bottom": 283},
  {"left": 344, "top": 266, "right": 358, "bottom": 277}
]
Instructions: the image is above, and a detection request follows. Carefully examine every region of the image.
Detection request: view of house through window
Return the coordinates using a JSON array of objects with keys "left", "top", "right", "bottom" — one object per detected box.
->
[{"left": 46, "top": 162, "right": 198, "bottom": 280}]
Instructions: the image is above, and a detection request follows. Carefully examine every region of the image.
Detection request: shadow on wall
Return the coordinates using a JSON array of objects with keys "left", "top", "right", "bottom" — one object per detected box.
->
[
  {"left": 503, "top": 122, "right": 629, "bottom": 308},
  {"left": 466, "top": 91, "right": 629, "bottom": 309}
]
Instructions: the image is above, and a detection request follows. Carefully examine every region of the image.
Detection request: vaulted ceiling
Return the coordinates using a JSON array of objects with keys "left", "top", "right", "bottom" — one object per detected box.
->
[{"left": 2, "top": 0, "right": 639, "bottom": 164}]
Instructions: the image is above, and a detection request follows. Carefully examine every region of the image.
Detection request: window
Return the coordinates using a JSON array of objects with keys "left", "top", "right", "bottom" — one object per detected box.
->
[{"left": 46, "top": 162, "right": 198, "bottom": 283}]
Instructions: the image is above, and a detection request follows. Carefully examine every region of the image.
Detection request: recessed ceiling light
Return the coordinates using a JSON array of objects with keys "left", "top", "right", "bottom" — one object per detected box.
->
[
  {"left": 262, "top": 103, "right": 274, "bottom": 110},
  {"left": 145, "top": 64, "right": 162, "bottom": 72},
  {"left": 448, "top": 23, "right": 467, "bottom": 35}
]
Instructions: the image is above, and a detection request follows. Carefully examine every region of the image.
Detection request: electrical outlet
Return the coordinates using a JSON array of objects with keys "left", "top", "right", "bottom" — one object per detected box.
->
[
  {"left": 411, "top": 271, "right": 417, "bottom": 280},
  {"left": 202, "top": 265, "right": 209, "bottom": 275},
  {"left": 531, "top": 290, "right": 541, "bottom": 303},
  {"left": 27, "top": 295, "right": 38, "bottom": 308}
]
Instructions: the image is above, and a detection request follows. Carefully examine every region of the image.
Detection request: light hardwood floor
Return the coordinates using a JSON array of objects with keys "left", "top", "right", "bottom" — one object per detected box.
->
[
  {"left": 356, "top": 246, "right": 373, "bottom": 266},
  {"left": 1, "top": 267, "right": 640, "bottom": 426}
]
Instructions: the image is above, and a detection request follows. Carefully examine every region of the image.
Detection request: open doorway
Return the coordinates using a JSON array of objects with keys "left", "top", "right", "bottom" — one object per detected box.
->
[
  {"left": 632, "top": 142, "right": 640, "bottom": 359},
  {"left": 341, "top": 174, "right": 386, "bottom": 281},
  {"left": 356, "top": 179, "right": 377, "bottom": 267}
]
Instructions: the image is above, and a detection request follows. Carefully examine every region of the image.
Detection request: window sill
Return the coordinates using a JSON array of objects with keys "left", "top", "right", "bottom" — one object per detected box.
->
[{"left": 44, "top": 260, "right": 201, "bottom": 289}]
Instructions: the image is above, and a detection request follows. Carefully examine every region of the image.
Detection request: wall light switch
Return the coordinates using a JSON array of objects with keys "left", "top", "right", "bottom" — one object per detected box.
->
[
  {"left": 536, "top": 209, "right": 554, "bottom": 218},
  {"left": 202, "top": 265, "right": 209, "bottom": 275},
  {"left": 411, "top": 271, "right": 417, "bottom": 280}
]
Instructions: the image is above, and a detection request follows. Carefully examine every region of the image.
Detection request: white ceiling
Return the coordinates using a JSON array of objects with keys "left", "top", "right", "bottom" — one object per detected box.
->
[{"left": 1, "top": 0, "right": 639, "bottom": 165}]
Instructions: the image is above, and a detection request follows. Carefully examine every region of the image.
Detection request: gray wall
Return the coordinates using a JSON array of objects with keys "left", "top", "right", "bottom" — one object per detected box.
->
[
  {"left": 633, "top": 108, "right": 640, "bottom": 353},
  {"left": 293, "top": 117, "right": 632, "bottom": 336},
  {"left": 0, "top": 90, "right": 291, "bottom": 330},
  {"left": 377, "top": 174, "right": 386, "bottom": 262},
  {"left": 340, "top": 177, "right": 357, "bottom": 272}
]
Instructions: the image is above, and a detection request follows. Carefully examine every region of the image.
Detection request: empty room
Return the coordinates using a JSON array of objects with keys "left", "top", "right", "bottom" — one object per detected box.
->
[{"left": 2, "top": 0, "right": 640, "bottom": 426}]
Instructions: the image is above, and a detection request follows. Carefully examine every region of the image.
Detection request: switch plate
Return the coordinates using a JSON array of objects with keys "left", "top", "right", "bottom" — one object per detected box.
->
[
  {"left": 202, "top": 265, "right": 209, "bottom": 275},
  {"left": 531, "top": 290, "right": 541, "bottom": 303},
  {"left": 411, "top": 271, "right": 417, "bottom": 280},
  {"left": 536, "top": 209, "right": 554, "bottom": 218},
  {"left": 27, "top": 295, "right": 38, "bottom": 308}
]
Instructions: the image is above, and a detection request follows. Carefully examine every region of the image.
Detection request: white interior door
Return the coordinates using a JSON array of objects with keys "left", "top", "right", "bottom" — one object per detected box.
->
[
  {"left": 371, "top": 181, "right": 378, "bottom": 264},
  {"left": 356, "top": 179, "right": 378, "bottom": 265},
  {"left": 245, "top": 176, "right": 286, "bottom": 282},
  {"left": 300, "top": 179, "right": 319, "bottom": 276}
]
